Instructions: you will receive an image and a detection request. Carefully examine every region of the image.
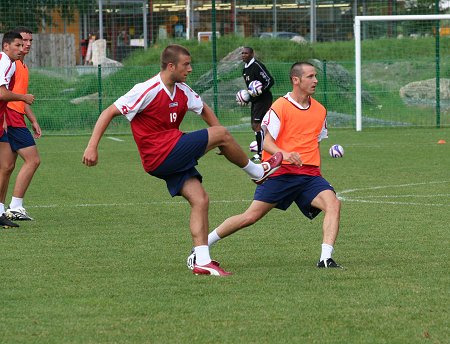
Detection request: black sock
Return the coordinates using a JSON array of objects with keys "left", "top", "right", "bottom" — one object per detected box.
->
[{"left": 255, "top": 130, "right": 264, "bottom": 156}]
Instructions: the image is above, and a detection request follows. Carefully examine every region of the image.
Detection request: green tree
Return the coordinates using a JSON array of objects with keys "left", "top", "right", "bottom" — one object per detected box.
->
[
  {"left": 0, "top": 0, "right": 96, "bottom": 32},
  {"left": 401, "top": 0, "right": 445, "bottom": 35}
]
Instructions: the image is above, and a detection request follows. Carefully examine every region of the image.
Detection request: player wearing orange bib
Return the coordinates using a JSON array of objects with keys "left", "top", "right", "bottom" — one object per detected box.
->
[
  {"left": 0, "top": 31, "right": 35, "bottom": 228},
  {"left": 4, "top": 27, "right": 41, "bottom": 222},
  {"left": 207, "top": 62, "right": 343, "bottom": 269}
]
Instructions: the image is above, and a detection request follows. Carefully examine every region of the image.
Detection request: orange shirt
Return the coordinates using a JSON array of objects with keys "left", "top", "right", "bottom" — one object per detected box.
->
[
  {"left": 6, "top": 59, "right": 28, "bottom": 127},
  {"left": 262, "top": 96, "right": 327, "bottom": 167}
]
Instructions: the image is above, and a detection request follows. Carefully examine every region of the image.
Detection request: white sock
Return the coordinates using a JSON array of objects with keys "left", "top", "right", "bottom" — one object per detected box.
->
[
  {"left": 208, "top": 229, "right": 222, "bottom": 247},
  {"left": 242, "top": 160, "right": 264, "bottom": 179},
  {"left": 0, "top": 203, "right": 4, "bottom": 214},
  {"left": 10, "top": 197, "right": 23, "bottom": 210},
  {"left": 194, "top": 245, "right": 211, "bottom": 266},
  {"left": 320, "top": 243, "right": 334, "bottom": 262}
]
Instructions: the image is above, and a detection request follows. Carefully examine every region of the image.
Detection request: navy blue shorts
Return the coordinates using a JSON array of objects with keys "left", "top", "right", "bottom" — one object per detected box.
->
[
  {"left": 6, "top": 127, "right": 36, "bottom": 152},
  {"left": 150, "top": 129, "right": 208, "bottom": 197},
  {"left": 254, "top": 174, "right": 335, "bottom": 219},
  {"left": 0, "top": 131, "right": 8, "bottom": 143}
]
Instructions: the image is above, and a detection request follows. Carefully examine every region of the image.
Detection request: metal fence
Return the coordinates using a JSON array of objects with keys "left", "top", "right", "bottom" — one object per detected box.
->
[
  {"left": 2, "top": 1, "right": 449, "bottom": 133},
  {"left": 2, "top": 1, "right": 447, "bottom": 65}
]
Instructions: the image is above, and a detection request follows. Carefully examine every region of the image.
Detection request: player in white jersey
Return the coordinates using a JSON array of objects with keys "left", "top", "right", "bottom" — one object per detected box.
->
[
  {"left": 83, "top": 44, "right": 283, "bottom": 276},
  {"left": 0, "top": 31, "right": 35, "bottom": 229}
]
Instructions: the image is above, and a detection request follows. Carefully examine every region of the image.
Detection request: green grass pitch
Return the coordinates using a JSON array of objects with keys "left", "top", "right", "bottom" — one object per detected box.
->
[{"left": 0, "top": 128, "right": 449, "bottom": 343}]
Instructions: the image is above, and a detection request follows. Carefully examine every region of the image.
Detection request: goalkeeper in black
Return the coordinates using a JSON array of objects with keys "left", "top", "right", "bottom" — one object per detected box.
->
[{"left": 242, "top": 46, "right": 274, "bottom": 162}]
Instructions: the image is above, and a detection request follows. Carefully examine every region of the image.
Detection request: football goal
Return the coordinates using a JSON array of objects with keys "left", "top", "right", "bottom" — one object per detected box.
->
[{"left": 354, "top": 14, "right": 450, "bottom": 131}]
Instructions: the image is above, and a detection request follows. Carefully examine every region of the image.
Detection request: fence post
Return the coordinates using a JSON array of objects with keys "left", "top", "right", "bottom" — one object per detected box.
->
[
  {"left": 98, "top": 64, "right": 103, "bottom": 115},
  {"left": 212, "top": 0, "right": 219, "bottom": 116},
  {"left": 435, "top": 21, "right": 441, "bottom": 128},
  {"left": 322, "top": 60, "right": 328, "bottom": 109}
]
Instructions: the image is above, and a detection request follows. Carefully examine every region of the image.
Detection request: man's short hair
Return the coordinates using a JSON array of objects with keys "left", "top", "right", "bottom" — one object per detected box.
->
[
  {"left": 161, "top": 44, "right": 190, "bottom": 70},
  {"left": 12, "top": 26, "right": 32, "bottom": 35},
  {"left": 2, "top": 31, "right": 23, "bottom": 49},
  {"left": 243, "top": 46, "right": 254, "bottom": 54},
  {"left": 289, "top": 61, "right": 315, "bottom": 83}
]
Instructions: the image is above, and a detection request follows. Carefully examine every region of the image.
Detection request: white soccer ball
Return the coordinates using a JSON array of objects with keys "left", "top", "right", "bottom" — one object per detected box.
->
[
  {"left": 329, "top": 144, "right": 344, "bottom": 158},
  {"left": 248, "top": 80, "right": 263, "bottom": 97},
  {"left": 236, "top": 89, "right": 250, "bottom": 106},
  {"left": 249, "top": 140, "right": 258, "bottom": 152}
]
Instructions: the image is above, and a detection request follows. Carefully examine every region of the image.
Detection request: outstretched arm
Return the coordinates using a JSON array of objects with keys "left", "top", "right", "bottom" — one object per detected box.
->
[{"left": 82, "top": 104, "right": 122, "bottom": 166}]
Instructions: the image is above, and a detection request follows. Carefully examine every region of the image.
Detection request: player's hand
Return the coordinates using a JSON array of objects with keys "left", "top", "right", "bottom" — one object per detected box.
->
[
  {"left": 284, "top": 151, "right": 302, "bottom": 166},
  {"left": 23, "top": 94, "right": 35, "bottom": 105},
  {"left": 32, "top": 122, "right": 42, "bottom": 139},
  {"left": 82, "top": 146, "right": 99, "bottom": 167}
]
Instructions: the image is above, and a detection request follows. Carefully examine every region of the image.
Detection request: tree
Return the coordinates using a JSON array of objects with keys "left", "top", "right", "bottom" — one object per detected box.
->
[{"left": 0, "top": 0, "right": 96, "bottom": 32}]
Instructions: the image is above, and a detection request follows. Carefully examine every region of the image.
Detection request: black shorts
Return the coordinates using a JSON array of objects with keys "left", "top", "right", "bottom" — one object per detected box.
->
[{"left": 251, "top": 96, "right": 273, "bottom": 122}]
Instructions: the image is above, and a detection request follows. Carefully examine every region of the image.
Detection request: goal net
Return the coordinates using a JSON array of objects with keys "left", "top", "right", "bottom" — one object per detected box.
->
[{"left": 354, "top": 14, "right": 450, "bottom": 131}]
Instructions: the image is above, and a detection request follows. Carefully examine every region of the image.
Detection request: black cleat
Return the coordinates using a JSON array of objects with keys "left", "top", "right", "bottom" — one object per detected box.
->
[
  {"left": 317, "top": 258, "right": 343, "bottom": 269},
  {"left": 186, "top": 250, "right": 196, "bottom": 270},
  {"left": 5, "top": 207, "right": 33, "bottom": 221},
  {"left": 0, "top": 214, "right": 19, "bottom": 228}
]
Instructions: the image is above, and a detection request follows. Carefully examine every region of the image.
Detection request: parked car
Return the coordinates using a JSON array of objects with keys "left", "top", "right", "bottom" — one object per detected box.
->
[{"left": 259, "top": 31, "right": 305, "bottom": 40}]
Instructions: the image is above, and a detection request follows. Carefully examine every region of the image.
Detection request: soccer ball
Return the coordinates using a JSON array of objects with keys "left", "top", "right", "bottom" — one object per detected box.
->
[
  {"left": 329, "top": 144, "right": 344, "bottom": 158},
  {"left": 236, "top": 89, "right": 250, "bottom": 106},
  {"left": 248, "top": 80, "right": 263, "bottom": 97},
  {"left": 249, "top": 140, "right": 258, "bottom": 152}
]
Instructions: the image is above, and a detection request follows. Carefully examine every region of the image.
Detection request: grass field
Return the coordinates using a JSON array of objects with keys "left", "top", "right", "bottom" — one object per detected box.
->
[{"left": 1, "top": 128, "right": 449, "bottom": 343}]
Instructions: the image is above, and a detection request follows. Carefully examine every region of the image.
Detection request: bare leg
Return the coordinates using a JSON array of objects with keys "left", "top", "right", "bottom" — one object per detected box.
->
[
  {"left": 311, "top": 190, "right": 341, "bottom": 246},
  {"left": 0, "top": 142, "right": 17, "bottom": 204},
  {"left": 251, "top": 122, "right": 262, "bottom": 132},
  {"left": 12, "top": 145, "right": 40, "bottom": 198},
  {"left": 205, "top": 126, "right": 250, "bottom": 168},
  {"left": 215, "top": 200, "right": 275, "bottom": 239},
  {"left": 179, "top": 177, "right": 209, "bottom": 247}
]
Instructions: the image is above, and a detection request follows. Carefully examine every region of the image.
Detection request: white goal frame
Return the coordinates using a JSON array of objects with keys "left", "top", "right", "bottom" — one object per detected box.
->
[{"left": 354, "top": 14, "right": 450, "bottom": 131}]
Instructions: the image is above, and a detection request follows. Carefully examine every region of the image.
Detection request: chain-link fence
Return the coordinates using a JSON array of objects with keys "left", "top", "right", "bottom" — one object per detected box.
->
[
  {"left": 2, "top": 1, "right": 447, "bottom": 65},
  {"left": 2, "top": 1, "right": 450, "bottom": 133}
]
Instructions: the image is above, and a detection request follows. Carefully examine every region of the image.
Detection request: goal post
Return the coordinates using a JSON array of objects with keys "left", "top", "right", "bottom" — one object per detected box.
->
[{"left": 354, "top": 14, "right": 450, "bottom": 131}]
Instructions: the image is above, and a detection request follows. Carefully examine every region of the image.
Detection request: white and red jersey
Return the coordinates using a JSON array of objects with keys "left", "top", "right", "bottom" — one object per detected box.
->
[
  {"left": 0, "top": 52, "right": 16, "bottom": 136},
  {"left": 114, "top": 73, "right": 204, "bottom": 172}
]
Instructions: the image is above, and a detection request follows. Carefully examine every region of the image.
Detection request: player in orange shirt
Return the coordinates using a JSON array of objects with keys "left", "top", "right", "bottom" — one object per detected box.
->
[
  {"left": 202, "top": 62, "right": 343, "bottom": 269},
  {"left": 0, "top": 31, "right": 35, "bottom": 228},
  {"left": 4, "top": 27, "right": 41, "bottom": 221}
]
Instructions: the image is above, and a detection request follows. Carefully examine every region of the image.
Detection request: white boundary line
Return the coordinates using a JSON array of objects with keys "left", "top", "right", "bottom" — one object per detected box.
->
[
  {"left": 26, "top": 181, "right": 450, "bottom": 209},
  {"left": 27, "top": 199, "right": 254, "bottom": 209},
  {"left": 106, "top": 137, "right": 125, "bottom": 142},
  {"left": 338, "top": 181, "right": 450, "bottom": 207}
]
